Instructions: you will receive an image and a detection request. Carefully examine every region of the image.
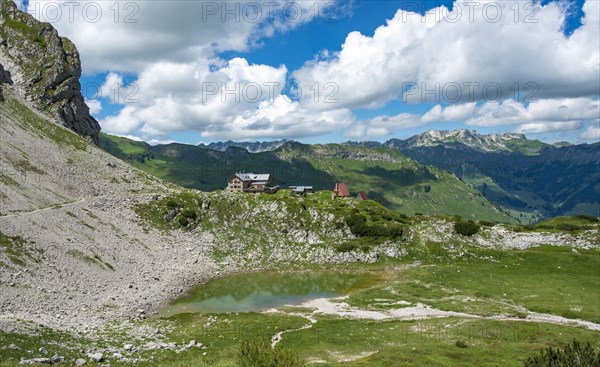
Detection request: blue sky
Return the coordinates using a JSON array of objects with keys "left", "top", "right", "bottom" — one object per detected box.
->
[{"left": 23, "top": 0, "right": 598, "bottom": 145}]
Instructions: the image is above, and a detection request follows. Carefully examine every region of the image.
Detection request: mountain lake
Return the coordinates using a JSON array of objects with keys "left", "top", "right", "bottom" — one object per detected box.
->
[{"left": 158, "top": 270, "right": 381, "bottom": 316}]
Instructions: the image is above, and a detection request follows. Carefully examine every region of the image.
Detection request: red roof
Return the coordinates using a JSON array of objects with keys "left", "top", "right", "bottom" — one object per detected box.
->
[
  {"left": 357, "top": 191, "right": 368, "bottom": 200},
  {"left": 334, "top": 182, "right": 350, "bottom": 197}
]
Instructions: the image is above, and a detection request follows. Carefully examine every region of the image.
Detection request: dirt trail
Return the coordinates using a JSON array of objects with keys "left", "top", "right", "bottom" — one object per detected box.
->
[
  {"left": 0, "top": 198, "right": 86, "bottom": 218},
  {"left": 269, "top": 312, "right": 317, "bottom": 348},
  {"left": 267, "top": 296, "right": 600, "bottom": 348}
]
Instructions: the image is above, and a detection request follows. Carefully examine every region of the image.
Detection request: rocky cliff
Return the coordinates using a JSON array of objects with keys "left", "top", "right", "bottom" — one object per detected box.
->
[
  {"left": 385, "top": 129, "right": 546, "bottom": 154},
  {"left": 0, "top": 61, "right": 11, "bottom": 101},
  {"left": 0, "top": 0, "right": 100, "bottom": 144}
]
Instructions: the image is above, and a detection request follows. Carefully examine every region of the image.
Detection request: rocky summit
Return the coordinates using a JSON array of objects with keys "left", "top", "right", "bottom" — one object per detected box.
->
[{"left": 0, "top": 0, "right": 100, "bottom": 144}]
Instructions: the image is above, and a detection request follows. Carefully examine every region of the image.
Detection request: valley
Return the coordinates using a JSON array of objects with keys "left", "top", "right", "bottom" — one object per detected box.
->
[{"left": 1, "top": 1, "right": 599, "bottom": 366}]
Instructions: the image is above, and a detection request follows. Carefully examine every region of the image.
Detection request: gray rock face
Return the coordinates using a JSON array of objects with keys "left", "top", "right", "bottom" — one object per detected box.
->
[
  {"left": 0, "top": 62, "right": 12, "bottom": 101},
  {"left": 0, "top": 0, "right": 101, "bottom": 144}
]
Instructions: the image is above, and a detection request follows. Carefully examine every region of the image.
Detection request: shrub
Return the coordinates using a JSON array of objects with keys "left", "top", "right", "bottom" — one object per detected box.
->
[
  {"left": 166, "top": 199, "right": 179, "bottom": 209},
  {"left": 454, "top": 221, "right": 480, "bottom": 236},
  {"left": 180, "top": 209, "right": 197, "bottom": 220},
  {"left": 523, "top": 340, "right": 599, "bottom": 367},
  {"left": 178, "top": 217, "right": 189, "bottom": 227},
  {"left": 237, "top": 340, "right": 305, "bottom": 367},
  {"left": 556, "top": 223, "right": 586, "bottom": 232},
  {"left": 575, "top": 214, "right": 599, "bottom": 222},
  {"left": 455, "top": 340, "right": 468, "bottom": 348},
  {"left": 387, "top": 225, "right": 404, "bottom": 239},
  {"left": 335, "top": 242, "right": 358, "bottom": 253},
  {"left": 478, "top": 220, "right": 496, "bottom": 227},
  {"left": 345, "top": 214, "right": 404, "bottom": 239}
]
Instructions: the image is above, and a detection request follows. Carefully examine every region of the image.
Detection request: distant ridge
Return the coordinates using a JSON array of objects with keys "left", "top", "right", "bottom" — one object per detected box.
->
[
  {"left": 383, "top": 129, "right": 549, "bottom": 154},
  {"left": 199, "top": 139, "right": 292, "bottom": 153}
]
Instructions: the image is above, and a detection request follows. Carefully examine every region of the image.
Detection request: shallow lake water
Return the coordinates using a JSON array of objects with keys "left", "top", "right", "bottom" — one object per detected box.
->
[{"left": 159, "top": 270, "right": 380, "bottom": 317}]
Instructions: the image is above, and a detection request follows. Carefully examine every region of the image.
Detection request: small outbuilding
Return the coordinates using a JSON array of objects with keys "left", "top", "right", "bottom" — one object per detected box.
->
[
  {"left": 289, "top": 186, "right": 314, "bottom": 196},
  {"left": 332, "top": 182, "right": 350, "bottom": 198},
  {"left": 356, "top": 191, "right": 369, "bottom": 201}
]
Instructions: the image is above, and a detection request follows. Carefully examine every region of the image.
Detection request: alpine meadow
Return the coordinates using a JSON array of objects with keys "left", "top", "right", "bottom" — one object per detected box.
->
[{"left": 1, "top": 1, "right": 599, "bottom": 366}]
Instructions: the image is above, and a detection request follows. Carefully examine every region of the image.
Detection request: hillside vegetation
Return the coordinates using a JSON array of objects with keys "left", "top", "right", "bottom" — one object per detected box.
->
[
  {"left": 386, "top": 132, "right": 600, "bottom": 222},
  {"left": 135, "top": 189, "right": 411, "bottom": 264},
  {"left": 101, "top": 134, "right": 511, "bottom": 223}
]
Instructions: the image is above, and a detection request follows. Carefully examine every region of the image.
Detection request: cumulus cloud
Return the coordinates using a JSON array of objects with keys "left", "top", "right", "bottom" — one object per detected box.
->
[
  {"left": 350, "top": 98, "right": 599, "bottom": 139},
  {"left": 465, "top": 98, "right": 600, "bottom": 127},
  {"left": 25, "top": 0, "right": 336, "bottom": 73},
  {"left": 23, "top": 0, "right": 599, "bottom": 141},
  {"left": 580, "top": 123, "right": 600, "bottom": 141},
  {"left": 294, "top": 0, "right": 599, "bottom": 110},
  {"left": 515, "top": 121, "right": 584, "bottom": 134},
  {"left": 84, "top": 99, "right": 102, "bottom": 115},
  {"left": 97, "top": 57, "right": 354, "bottom": 139}
]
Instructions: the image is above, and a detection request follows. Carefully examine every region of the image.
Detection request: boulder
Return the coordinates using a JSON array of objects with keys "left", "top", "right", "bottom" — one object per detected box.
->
[{"left": 86, "top": 352, "right": 103, "bottom": 362}]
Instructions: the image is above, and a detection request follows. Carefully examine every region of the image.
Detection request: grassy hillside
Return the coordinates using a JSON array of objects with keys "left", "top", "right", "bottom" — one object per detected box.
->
[
  {"left": 101, "top": 134, "right": 512, "bottom": 222},
  {"left": 134, "top": 189, "right": 410, "bottom": 264},
  {"left": 395, "top": 143, "right": 600, "bottom": 223}
]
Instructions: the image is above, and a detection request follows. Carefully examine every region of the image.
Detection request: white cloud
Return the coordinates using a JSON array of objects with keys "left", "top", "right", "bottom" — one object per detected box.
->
[
  {"left": 105, "top": 133, "right": 175, "bottom": 146},
  {"left": 85, "top": 99, "right": 102, "bottom": 115},
  {"left": 147, "top": 138, "right": 176, "bottom": 146},
  {"left": 580, "top": 124, "right": 600, "bottom": 141},
  {"left": 350, "top": 98, "right": 599, "bottom": 139},
  {"left": 516, "top": 121, "right": 583, "bottom": 134},
  {"left": 26, "top": 0, "right": 335, "bottom": 73},
  {"left": 294, "top": 0, "right": 600, "bottom": 111},
  {"left": 347, "top": 112, "right": 422, "bottom": 138},
  {"left": 421, "top": 103, "right": 477, "bottom": 123},
  {"left": 464, "top": 98, "right": 599, "bottom": 127},
  {"left": 24, "top": 0, "right": 599, "bottom": 142},
  {"left": 97, "top": 57, "right": 354, "bottom": 140}
]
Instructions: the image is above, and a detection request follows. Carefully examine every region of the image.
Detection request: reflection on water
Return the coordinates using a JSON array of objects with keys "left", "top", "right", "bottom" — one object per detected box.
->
[{"left": 159, "top": 270, "right": 379, "bottom": 316}]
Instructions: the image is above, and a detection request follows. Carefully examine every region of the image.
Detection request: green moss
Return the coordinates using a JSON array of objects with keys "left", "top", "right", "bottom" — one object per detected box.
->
[
  {"left": 14, "top": 159, "right": 45, "bottom": 174},
  {"left": 453, "top": 221, "right": 480, "bottom": 236},
  {"left": 0, "top": 173, "right": 20, "bottom": 188},
  {"left": 1, "top": 98, "right": 90, "bottom": 151},
  {"left": 0, "top": 232, "right": 41, "bottom": 266},
  {"left": 66, "top": 249, "right": 111, "bottom": 270}
]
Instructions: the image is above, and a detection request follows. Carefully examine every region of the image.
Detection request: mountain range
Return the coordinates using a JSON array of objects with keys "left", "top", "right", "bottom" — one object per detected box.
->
[
  {"left": 198, "top": 139, "right": 290, "bottom": 153},
  {"left": 1, "top": 3, "right": 599, "bottom": 365},
  {"left": 100, "top": 133, "right": 512, "bottom": 222},
  {"left": 102, "top": 129, "right": 599, "bottom": 223},
  {"left": 380, "top": 130, "right": 598, "bottom": 220}
]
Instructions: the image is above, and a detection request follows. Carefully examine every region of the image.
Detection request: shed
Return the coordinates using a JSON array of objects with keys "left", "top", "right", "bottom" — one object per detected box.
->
[
  {"left": 333, "top": 182, "right": 350, "bottom": 198},
  {"left": 357, "top": 191, "right": 369, "bottom": 201}
]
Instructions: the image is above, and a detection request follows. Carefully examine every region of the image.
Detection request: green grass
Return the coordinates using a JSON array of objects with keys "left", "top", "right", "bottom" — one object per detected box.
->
[
  {"left": 100, "top": 133, "right": 513, "bottom": 223},
  {"left": 135, "top": 189, "right": 412, "bottom": 262},
  {"left": 0, "top": 173, "right": 21, "bottom": 188},
  {"left": 508, "top": 216, "right": 600, "bottom": 235},
  {"left": 346, "top": 248, "right": 600, "bottom": 323},
  {"left": 0, "top": 325, "right": 84, "bottom": 367},
  {"left": 0, "top": 231, "right": 42, "bottom": 267},
  {"left": 66, "top": 249, "right": 113, "bottom": 270},
  {"left": 281, "top": 318, "right": 599, "bottom": 367},
  {"left": 1, "top": 251, "right": 598, "bottom": 366},
  {"left": 1, "top": 98, "right": 91, "bottom": 151}
]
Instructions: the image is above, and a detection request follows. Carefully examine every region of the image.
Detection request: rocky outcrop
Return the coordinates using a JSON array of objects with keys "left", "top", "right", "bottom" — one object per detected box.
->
[
  {"left": 0, "top": 0, "right": 100, "bottom": 144},
  {"left": 0, "top": 61, "right": 11, "bottom": 101},
  {"left": 385, "top": 129, "right": 547, "bottom": 154},
  {"left": 200, "top": 139, "right": 291, "bottom": 153}
]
